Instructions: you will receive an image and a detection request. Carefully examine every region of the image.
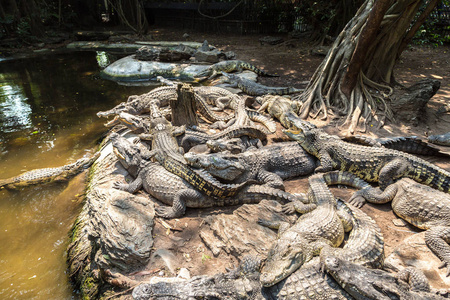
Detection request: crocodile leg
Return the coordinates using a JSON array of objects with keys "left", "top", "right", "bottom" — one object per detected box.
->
[
  {"left": 113, "top": 177, "right": 143, "bottom": 194},
  {"left": 316, "top": 149, "right": 335, "bottom": 173},
  {"left": 424, "top": 225, "right": 450, "bottom": 276},
  {"left": 378, "top": 157, "right": 411, "bottom": 189},
  {"left": 256, "top": 169, "right": 285, "bottom": 190},
  {"left": 155, "top": 189, "right": 204, "bottom": 219},
  {"left": 396, "top": 267, "right": 431, "bottom": 293},
  {"left": 349, "top": 184, "right": 398, "bottom": 207}
]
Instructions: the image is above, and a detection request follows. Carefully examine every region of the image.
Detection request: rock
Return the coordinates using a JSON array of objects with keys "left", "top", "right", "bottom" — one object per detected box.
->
[
  {"left": 385, "top": 232, "right": 450, "bottom": 290},
  {"left": 89, "top": 187, "right": 155, "bottom": 272},
  {"left": 177, "top": 268, "right": 191, "bottom": 280},
  {"left": 199, "top": 200, "right": 296, "bottom": 258},
  {"left": 224, "top": 51, "right": 237, "bottom": 60},
  {"left": 183, "top": 33, "right": 190, "bottom": 39},
  {"left": 391, "top": 79, "right": 440, "bottom": 125},
  {"left": 311, "top": 46, "right": 330, "bottom": 56},
  {"left": 194, "top": 49, "right": 223, "bottom": 63}
]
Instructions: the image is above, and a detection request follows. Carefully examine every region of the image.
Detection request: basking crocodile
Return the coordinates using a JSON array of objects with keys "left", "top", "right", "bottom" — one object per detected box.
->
[
  {"left": 184, "top": 141, "right": 317, "bottom": 189},
  {"left": 284, "top": 127, "right": 450, "bottom": 192},
  {"left": 257, "top": 172, "right": 363, "bottom": 286},
  {"left": 205, "top": 137, "right": 262, "bottom": 154},
  {"left": 132, "top": 255, "right": 267, "bottom": 300},
  {"left": 344, "top": 135, "right": 450, "bottom": 158},
  {"left": 223, "top": 73, "right": 303, "bottom": 96},
  {"left": 111, "top": 133, "right": 304, "bottom": 218},
  {"left": 428, "top": 132, "right": 450, "bottom": 146},
  {"left": 350, "top": 177, "right": 450, "bottom": 276},
  {"left": 0, "top": 152, "right": 100, "bottom": 190},
  {"left": 138, "top": 100, "right": 254, "bottom": 199},
  {"left": 267, "top": 193, "right": 385, "bottom": 299},
  {"left": 256, "top": 94, "right": 315, "bottom": 131},
  {"left": 97, "top": 85, "right": 234, "bottom": 124},
  {"left": 195, "top": 59, "right": 279, "bottom": 79},
  {"left": 180, "top": 125, "right": 267, "bottom": 151},
  {"left": 321, "top": 254, "right": 446, "bottom": 299}
]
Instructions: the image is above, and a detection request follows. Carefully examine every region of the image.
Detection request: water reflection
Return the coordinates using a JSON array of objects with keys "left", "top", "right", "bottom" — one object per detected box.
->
[
  {"left": 0, "top": 83, "right": 33, "bottom": 133},
  {"left": 0, "top": 51, "right": 150, "bottom": 299}
]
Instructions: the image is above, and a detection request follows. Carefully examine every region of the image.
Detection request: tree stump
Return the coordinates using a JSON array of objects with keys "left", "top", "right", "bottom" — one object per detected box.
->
[{"left": 171, "top": 83, "right": 199, "bottom": 127}]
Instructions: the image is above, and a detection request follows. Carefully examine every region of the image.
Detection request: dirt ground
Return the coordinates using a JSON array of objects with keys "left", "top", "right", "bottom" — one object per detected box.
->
[{"left": 129, "top": 27, "right": 450, "bottom": 290}]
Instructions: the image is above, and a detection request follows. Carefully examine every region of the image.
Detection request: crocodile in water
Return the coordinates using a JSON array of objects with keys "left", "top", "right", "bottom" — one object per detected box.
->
[
  {"left": 351, "top": 177, "right": 450, "bottom": 276},
  {"left": 184, "top": 141, "right": 317, "bottom": 190},
  {"left": 284, "top": 127, "right": 450, "bottom": 192},
  {"left": 223, "top": 73, "right": 303, "bottom": 96},
  {"left": 0, "top": 152, "right": 100, "bottom": 190},
  {"left": 111, "top": 133, "right": 304, "bottom": 218}
]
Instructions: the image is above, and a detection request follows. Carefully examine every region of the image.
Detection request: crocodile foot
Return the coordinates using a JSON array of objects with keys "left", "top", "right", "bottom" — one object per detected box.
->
[
  {"left": 155, "top": 205, "right": 183, "bottom": 219},
  {"left": 348, "top": 190, "right": 367, "bottom": 208}
]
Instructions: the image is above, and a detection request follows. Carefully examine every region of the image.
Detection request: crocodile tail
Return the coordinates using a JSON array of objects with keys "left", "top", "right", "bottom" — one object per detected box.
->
[
  {"left": 234, "top": 184, "right": 306, "bottom": 204},
  {"left": 411, "top": 161, "right": 450, "bottom": 193},
  {"left": 322, "top": 171, "right": 372, "bottom": 190},
  {"left": 247, "top": 110, "right": 277, "bottom": 133},
  {"left": 194, "top": 94, "right": 234, "bottom": 122},
  {"left": 242, "top": 62, "right": 279, "bottom": 77},
  {"left": 379, "top": 136, "right": 450, "bottom": 157},
  {"left": 220, "top": 125, "right": 268, "bottom": 141}
]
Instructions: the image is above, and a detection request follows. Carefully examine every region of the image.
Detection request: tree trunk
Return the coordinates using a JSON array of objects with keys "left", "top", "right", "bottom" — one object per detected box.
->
[
  {"left": 297, "top": 0, "right": 439, "bottom": 133},
  {"left": 171, "top": 83, "right": 199, "bottom": 127}
]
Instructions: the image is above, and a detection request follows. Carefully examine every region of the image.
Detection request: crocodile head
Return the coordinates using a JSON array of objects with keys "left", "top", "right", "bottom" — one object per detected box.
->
[
  {"left": 283, "top": 128, "right": 329, "bottom": 157},
  {"left": 260, "top": 236, "right": 313, "bottom": 286},
  {"left": 110, "top": 133, "right": 144, "bottom": 177},
  {"left": 184, "top": 152, "right": 245, "bottom": 181},
  {"left": 105, "top": 112, "right": 148, "bottom": 133}
]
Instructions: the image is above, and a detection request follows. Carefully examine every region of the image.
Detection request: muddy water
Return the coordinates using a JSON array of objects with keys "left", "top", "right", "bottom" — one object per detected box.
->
[{"left": 0, "top": 52, "right": 150, "bottom": 299}]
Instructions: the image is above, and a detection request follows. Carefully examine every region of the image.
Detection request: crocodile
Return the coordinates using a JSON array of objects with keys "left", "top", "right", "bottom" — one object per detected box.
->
[
  {"left": 428, "top": 132, "right": 450, "bottom": 146},
  {"left": 222, "top": 73, "right": 303, "bottom": 96},
  {"left": 132, "top": 255, "right": 267, "bottom": 300},
  {"left": 350, "top": 177, "right": 450, "bottom": 276},
  {"left": 0, "top": 152, "right": 100, "bottom": 190},
  {"left": 257, "top": 172, "right": 365, "bottom": 286},
  {"left": 256, "top": 94, "right": 315, "bottom": 131},
  {"left": 343, "top": 135, "right": 450, "bottom": 157},
  {"left": 137, "top": 101, "right": 256, "bottom": 199},
  {"left": 205, "top": 137, "right": 262, "bottom": 154},
  {"left": 267, "top": 192, "right": 385, "bottom": 299},
  {"left": 195, "top": 59, "right": 279, "bottom": 79},
  {"left": 111, "top": 133, "right": 305, "bottom": 218},
  {"left": 321, "top": 254, "right": 446, "bottom": 299},
  {"left": 184, "top": 141, "right": 317, "bottom": 189},
  {"left": 283, "top": 127, "right": 450, "bottom": 192},
  {"left": 97, "top": 85, "right": 234, "bottom": 124},
  {"left": 180, "top": 125, "right": 267, "bottom": 151}
]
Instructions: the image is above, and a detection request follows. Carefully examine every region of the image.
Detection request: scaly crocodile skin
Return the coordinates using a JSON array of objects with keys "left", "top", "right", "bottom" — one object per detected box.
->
[{"left": 284, "top": 127, "right": 450, "bottom": 193}]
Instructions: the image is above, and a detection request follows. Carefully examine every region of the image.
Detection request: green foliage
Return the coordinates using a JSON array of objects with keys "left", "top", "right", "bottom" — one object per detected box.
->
[{"left": 412, "top": 1, "right": 450, "bottom": 46}]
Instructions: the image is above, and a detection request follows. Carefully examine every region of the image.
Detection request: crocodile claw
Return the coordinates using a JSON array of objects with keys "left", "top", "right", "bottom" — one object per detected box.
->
[
  {"left": 113, "top": 181, "right": 127, "bottom": 191},
  {"left": 348, "top": 191, "right": 366, "bottom": 208},
  {"left": 155, "top": 206, "right": 179, "bottom": 219},
  {"left": 438, "top": 261, "right": 450, "bottom": 277},
  {"left": 282, "top": 203, "right": 296, "bottom": 214}
]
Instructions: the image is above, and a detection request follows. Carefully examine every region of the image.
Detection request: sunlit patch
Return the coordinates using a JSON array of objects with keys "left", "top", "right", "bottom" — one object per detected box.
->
[{"left": 0, "top": 84, "right": 32, "bottom": 133}]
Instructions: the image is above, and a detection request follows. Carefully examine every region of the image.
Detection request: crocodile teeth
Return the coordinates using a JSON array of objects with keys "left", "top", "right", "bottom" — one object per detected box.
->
[{"left": 113, "top": 147, "right": 125, "bottom": 160}]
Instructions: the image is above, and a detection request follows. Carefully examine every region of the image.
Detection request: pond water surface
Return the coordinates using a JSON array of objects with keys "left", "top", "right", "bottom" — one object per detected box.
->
[{"left": 0, "top": 52, "right": 150, "bottom": 299}]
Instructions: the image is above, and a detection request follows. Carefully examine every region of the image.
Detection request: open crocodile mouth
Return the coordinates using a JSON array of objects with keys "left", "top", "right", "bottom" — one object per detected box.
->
[
  {"left": 105, "top": 115, "right": 120, "bottom": 127},
  {"left": 112, "top": 146, "right": 125, "bottom": 160}
]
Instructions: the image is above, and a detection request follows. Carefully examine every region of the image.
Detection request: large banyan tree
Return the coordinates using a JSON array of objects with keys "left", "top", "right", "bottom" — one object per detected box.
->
[{"left": 297, "top": 0, "right": 441, "bottom": 133}]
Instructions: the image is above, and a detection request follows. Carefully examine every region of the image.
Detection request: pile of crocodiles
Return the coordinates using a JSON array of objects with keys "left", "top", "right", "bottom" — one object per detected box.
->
[{"left": 3, "top": 58, "right": 450, "bottom": 299}]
